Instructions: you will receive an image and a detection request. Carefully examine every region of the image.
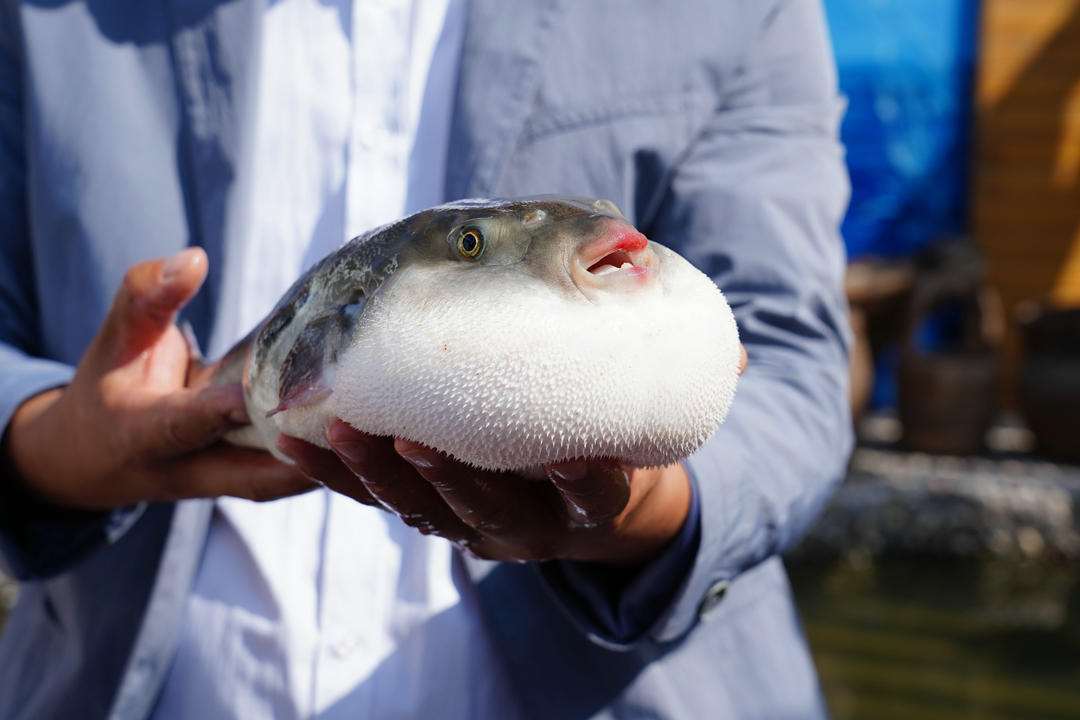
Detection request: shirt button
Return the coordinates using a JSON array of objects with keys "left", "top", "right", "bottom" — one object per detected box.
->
[
  {"left": 698, "top": 580, "right": 729, "bottom": 620},
  {"left": 329, "top": 636, "right": 359, "bottom": 658}
]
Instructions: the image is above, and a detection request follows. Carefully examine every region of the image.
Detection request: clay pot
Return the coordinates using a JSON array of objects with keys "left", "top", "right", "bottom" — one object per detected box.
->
[
  {"left": 899, "top": 348, "right": 999, "bottom": 455},
  {"left": 1018, "top": 304, "right": 1080, "bottom": 463},
  {"left": 898, "top": 242, "right": 1003, "bottom": 455}
]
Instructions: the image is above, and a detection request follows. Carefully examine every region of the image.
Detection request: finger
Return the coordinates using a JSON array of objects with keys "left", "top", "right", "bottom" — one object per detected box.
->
[
  {"left": 146, "top": 382, "right": 250, "bottom": 456},
  {"left": 327, "top": 421, "right": 477, "bottom": 542},
  {"left": 738, "top": 344, "right": 748, "bottom": 375},
  {"left": 394, "top": 440, "right": 561, "bottom": 555},
  {"left": 276, "top": 434, "right": 379, "bottom": 507},
  {"left": 545, "top": 459, "right": 630, "bottom": 527},
  {"left": 95, "top": 248, "right": 208, "bottom": 369},
  {"left": 161, "top": 444, "right": 318, "bottom": 502}
]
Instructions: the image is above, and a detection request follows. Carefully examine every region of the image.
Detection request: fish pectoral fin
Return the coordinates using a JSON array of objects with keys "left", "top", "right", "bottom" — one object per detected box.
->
[
  {"left": 271, "top": 312, "right": 345, "bottom": 418},
  {"left": 266, "top": 383, "right": 332, "bottom": 418}
]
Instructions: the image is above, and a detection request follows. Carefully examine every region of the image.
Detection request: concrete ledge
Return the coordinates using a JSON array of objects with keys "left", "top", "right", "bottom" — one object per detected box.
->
[{"left": 792, "top": 448, "right": 1080, "bottom": 561}]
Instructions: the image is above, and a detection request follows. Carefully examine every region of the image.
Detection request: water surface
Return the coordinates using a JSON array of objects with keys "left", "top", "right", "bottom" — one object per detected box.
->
[{"left": 790, "top": 558, "right": 1080, "bottom": 719}]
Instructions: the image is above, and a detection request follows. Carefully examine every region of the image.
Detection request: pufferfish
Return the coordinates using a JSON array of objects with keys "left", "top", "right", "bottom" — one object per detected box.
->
[{"left": 204, "top": 197, "right": 741, "bottom": 471}]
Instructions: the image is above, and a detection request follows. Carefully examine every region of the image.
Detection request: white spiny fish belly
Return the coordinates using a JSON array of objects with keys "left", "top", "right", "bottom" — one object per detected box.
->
[{"left": 229, "top": 198, "right": 741, "bottom": 470}]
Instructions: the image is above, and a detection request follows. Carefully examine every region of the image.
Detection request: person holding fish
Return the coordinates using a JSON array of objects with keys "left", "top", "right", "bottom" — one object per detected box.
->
[{"left": 0, "top": 1, "right": 851, "bottom": 718}]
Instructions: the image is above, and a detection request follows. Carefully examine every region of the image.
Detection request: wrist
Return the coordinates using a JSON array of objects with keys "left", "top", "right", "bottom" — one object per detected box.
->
[
  {"left": 4, "top": 387, "right": 73, "bottom": 504},
  {"left": 586, "top": 463, "right": 692, "bottom": 568}
]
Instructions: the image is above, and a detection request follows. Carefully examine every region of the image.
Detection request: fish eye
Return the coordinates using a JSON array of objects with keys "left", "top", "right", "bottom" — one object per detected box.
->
[{"left": 457, "top": 227, "right": 484, "bottom": 259}]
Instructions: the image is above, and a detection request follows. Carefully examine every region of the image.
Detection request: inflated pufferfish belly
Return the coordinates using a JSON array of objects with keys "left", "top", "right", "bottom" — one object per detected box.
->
[{"left": 209, "top": 197, "right": 741, "bottom": 470}]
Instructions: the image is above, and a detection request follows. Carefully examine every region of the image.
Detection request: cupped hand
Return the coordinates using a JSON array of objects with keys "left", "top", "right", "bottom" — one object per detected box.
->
[
  {"left": 3, "top": 249, "right": 316, "bottom": 510},
  {"left": 279, "top": 346, "right": 748, "bottom": 566},
  {"left": 281, "top": 424, "right": 688, "bottom": 565}
]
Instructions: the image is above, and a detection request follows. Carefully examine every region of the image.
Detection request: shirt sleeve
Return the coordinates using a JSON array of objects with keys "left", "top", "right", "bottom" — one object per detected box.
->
[
  {"left": 538, "top": 475, "right": 702, "bottom": 646},
  {"left": 0, "top": 8, "right": 143, "bottom": 581},
  {"left": 535, "top": 0, "right": 853, "bottom": 649}
]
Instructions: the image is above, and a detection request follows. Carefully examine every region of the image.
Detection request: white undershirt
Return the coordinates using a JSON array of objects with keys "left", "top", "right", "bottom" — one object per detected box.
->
[{"left": 154, "top": 2, "right": 522, "bottom": 717}]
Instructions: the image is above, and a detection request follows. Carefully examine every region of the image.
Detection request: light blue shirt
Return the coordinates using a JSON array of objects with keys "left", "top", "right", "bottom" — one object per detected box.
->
[
  {"left": 0, "top": 3, "right": 852, "bottom": 718},
  {"left": 153, "top": 2, "right": 523, "bottom": 716}
]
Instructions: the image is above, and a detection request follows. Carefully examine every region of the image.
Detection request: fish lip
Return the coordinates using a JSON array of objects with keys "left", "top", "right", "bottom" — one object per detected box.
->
[{"left": 571, "top": 223, "right": 657, "bottom": 296}]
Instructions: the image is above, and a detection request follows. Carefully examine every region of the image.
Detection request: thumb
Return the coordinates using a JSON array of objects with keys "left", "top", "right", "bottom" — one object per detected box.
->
[{"left": 95, "top": 248, "right": 208, "bottom": 369}]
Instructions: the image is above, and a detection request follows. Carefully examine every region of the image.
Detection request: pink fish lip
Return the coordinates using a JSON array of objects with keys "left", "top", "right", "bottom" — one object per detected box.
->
[{"left": 573, "top": 223, "right": 657, "bottom": 293}]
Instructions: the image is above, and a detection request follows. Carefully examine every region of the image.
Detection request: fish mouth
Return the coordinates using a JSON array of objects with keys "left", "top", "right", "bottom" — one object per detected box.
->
[{"left": 572, "top": 222, "right": 657, "bottom": 295}]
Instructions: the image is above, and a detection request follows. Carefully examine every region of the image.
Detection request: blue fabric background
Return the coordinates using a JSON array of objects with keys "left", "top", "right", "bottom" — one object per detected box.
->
[{"left": 825, "top": 0, "right": 981, "bottom": 260}]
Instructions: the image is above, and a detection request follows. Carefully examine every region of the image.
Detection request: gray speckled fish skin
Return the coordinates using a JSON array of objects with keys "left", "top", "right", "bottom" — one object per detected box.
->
[
  {"left": 197, "top": 194, "right": 742, "bottom": 470},
  {"left": 205, "top": 196, "right": 630, "bottom": 443}
]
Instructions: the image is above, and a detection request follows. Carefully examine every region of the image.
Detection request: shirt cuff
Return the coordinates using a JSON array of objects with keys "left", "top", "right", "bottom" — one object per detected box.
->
[
  {"left": 0, "top": 354, "right": 146, "bottom": 579},
  {"left": 538, "top": 473, "right": 702, "bottom": 646},
  {"left": 0, "top": 462, "right": 147, "bottom": 580}
]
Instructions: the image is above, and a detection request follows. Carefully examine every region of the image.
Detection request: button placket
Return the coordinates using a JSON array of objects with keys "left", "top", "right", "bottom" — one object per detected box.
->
[{"left": 345, "top": 0, "right": 414, "bottom": 239}]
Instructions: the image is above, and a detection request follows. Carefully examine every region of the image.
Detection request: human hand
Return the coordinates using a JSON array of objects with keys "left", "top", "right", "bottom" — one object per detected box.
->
[
  {"left": 3, "top": 249, "right": 316, "bottom": 510},
  {"left": 279, "top": 347, "right": 748, "bottom": 566}
]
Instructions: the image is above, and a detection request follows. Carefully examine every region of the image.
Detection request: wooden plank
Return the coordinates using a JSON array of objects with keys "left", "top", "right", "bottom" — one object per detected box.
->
[
  {"left": 974, "top": 0, "right": 1080, "bottom": 399},
  {"left": 977, "top": 0, "right": 1080, "bottom": 105}
]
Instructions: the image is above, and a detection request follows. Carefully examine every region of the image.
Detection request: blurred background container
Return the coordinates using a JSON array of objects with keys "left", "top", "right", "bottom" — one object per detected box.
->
[{"left": 791, "top": 1, "right": 1080, "bottom": 718}]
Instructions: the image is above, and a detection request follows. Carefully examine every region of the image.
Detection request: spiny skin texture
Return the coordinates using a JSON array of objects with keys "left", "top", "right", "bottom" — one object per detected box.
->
[{"left": 217, "top": 197, "right": 741, "bottom": 470}]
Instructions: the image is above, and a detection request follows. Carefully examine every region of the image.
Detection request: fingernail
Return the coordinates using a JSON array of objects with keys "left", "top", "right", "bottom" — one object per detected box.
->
[
  {"left": 274, "top": 434, "right": 299, "bottom": 459},
  {"left": 228, "top": 406, "right": 249, "bottom": 425},
  {"left": 332, "top": 438, "right": 368, "bottom": 465},
  {"left": 326, "top": 421, "right": 371, "bottom": 465},
  {"left": 161, "top": 248, "right": 198, "bottom": 282},
  {"left": 563, "top": 498, "right": 595, "bottom": 526},
  {"left": 291, "top": 464, "right": 325, "bottom": 488},
  {"left": 594, "top": 463, "right": 631, "bottom": 492},
  {"left": 548, "top": 460, "right": 588, "bottom": 484},
  {"left": 398, "top": 448, "right": 437, "bottom": 470}
]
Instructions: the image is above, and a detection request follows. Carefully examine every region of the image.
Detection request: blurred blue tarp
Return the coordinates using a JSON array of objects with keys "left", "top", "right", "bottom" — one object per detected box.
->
[{"left": 825, "top": 0, "right": 981, "bottom": 261}]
